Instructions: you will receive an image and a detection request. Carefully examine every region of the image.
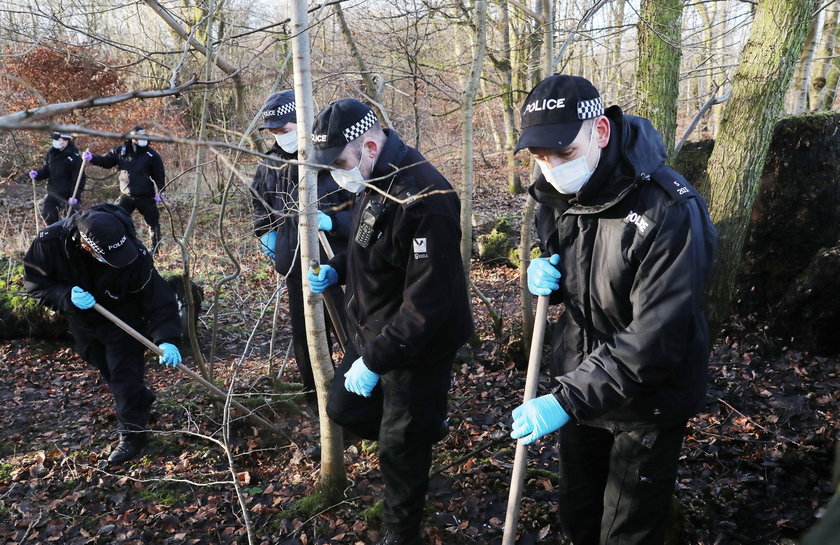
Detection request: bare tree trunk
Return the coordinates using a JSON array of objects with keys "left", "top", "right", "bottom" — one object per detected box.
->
[
  {"left": 334, "top": 2, "right": 391, "bottom": 128},
  {"left": 500, "top": 0, "right": 523, "bottom": 194},
  {"left": 607, "top": 0, "right": 627, "bottom": 102},
  {"left": 460, "top": 0, "right": 488, "bottom": 275},
  {"left": 792, "top": 12, "right": 820, "bottom": 113},
  {"left": 814, "top": 7, "right": 839, "bottom": 110},
  {"left": 290, "top": 0, "right": 347, "bottom": 497},
  {"left": 143, "top": 0, "right": 249, "bottom": 128},
  {"left": 635, "top": 0, "right": 683, "bottom": 157},
  {"left": 706, "top": 0, "right": 820, "bottom": 336}
]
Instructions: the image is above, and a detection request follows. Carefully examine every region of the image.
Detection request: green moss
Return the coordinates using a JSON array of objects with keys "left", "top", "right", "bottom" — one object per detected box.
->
[
  {"left": 137, "top": 483, "right": 190, "bottom": 507},
  {"left": 0, "top": 462, "right": 14, "bottom": 482},
  {"left": 525, "top": 467, "right": 560, "bottom": 485},
  {"left": 360, "top": 499, "right": 384, "bottom": 529}
]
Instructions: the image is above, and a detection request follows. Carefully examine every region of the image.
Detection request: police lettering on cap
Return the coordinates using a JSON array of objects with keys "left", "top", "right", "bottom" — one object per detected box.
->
[
  {"left": 515, "top": 74, "right": 604, "bottom": 152},
  {"left": 311, "top": 98, "right": 378, "bottom": 166},
  {"left": 260, "top": 90, "right": 296, "bottom": 130},
  {"left": 77, "top": 211, "right": 139, "bottom": 268}
]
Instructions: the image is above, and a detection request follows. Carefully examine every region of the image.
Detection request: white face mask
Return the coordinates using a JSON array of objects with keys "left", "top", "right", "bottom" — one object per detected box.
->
[
  {"left": 536, "top": 127, "right": 600, "bottom": 195},
  {"left": 331, "top": 151, "right": 367, "bottom": 194},
  {"left": 274, "top": 130, "right": 298, "bottom": 154},
  {"left": 52, "top": 139, "right": 66, "bottom": 150},
  {"left": 136, "top": 139, "right": 148, "bottom": 147}
]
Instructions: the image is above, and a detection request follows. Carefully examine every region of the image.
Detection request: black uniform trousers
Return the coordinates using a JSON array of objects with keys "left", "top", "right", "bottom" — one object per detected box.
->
[
  {"left": 556, "top": 421, "right": 687, "bottom": 545},
  {"left": 327, "top": 351, "right": 453, "bottom": 537},
  {"left": 41, "top": 194, "right": 78, "bottom": 225},
  {"left": 115, "top": 194, "right": 161, "bottom": 245},
  {"left": 284, "top": 272, "right": 346, "bottom": 406},
  {"left": 69, "top": 317, "right": 155, "bottom": 431}
]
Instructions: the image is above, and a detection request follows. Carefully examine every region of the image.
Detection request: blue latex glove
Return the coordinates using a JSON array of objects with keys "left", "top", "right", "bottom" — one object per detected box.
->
[
  {"left": 154, "top": 192, "right": 164, "bottom": 204},
  {"left": 317, "top": 211, "right": 333, "bottom": 232},
  {"left": 70, "top": 286, "right": 95, "bottom": 309},
  {"left": 511, "top": 394, "right": 571, "bottom": 445},
  {"left": 307, "top": 264, "right": 337, "bottom": 294},
  {"left": 158, "top": 343, "right": 181, "bottom": 367},
  {"left": 82, "top": 150, "right": 93, "bottom": 162},
  {"left": 344, "top": 357, "right": 380, "bottom": 397},
  {"left": 29, "top": 170, "right": 38, "bottom": 180},
  {"left": 527, "top": 254, "right": 561, "bottom": 296},
  {"left": 68, "top": 197, "right": 78, "bottom": 205},
  {"left": 259, "top": 231, "right": 276, "bottom": 260}
]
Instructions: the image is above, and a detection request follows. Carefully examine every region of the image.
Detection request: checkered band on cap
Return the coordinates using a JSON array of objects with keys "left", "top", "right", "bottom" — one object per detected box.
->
[
  {"left": 343, "top": 110, "right": 378, "bottom": 142},
  {"left": 264, "top": 101, "right": 295, "bottom": 119},
  {"left": 80, "top": 231, "right": 106, "bottom": 255},
  {"left": 577, "top": 97, "right": 603, "bottom": 120}
]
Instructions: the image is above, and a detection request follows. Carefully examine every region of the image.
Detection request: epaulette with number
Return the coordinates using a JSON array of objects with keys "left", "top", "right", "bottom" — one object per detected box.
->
[
  {"left": 36, "top": 222, "right": 66, "bottom": 241},
  {"left": 648, "top": 165, "right": 697, "bottom": 203}
]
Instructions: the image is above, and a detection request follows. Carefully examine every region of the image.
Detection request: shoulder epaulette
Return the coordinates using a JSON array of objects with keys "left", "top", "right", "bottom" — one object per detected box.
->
[
  {"left": 37, "top": 223, "right": 64, "bottom": 241},
  {"left": 648, "top": 165, "right": 696, "bottom": 203}
]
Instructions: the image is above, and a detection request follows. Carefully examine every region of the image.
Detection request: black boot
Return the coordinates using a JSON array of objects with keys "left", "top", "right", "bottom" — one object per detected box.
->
[
  {"left": 375, "top": 531, "right": 422, "bottom": 545},
  {"left": 108, "top": 432, "right": 147, "bottom": 464}
]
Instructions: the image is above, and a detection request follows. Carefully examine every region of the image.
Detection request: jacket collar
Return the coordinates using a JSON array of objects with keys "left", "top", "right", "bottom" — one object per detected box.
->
[{"left": 367, "top": 129, "right": 406, "bottom": 190}]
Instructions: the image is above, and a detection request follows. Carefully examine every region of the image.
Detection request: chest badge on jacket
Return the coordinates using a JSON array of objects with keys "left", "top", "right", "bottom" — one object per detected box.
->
[
  {"left": 624, "top": 211, "right": 655, "bottom": 236},
  {"left": 413, "top": 237, "right": 428, "bottom": 259}
]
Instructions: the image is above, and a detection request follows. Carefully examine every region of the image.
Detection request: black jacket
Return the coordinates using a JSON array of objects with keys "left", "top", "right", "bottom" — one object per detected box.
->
[
  {"left": 531, "top": 106, "right": 717, "bottom": 430},
  {"left": 23, "top": 204, "right": 181, "bottom": 345},
  {"left": 90, "top": 141, "right": 165, "bottom": 197},
  {"left": 33, "top": 141, "right": 86, "bottom": 199},
  {"left": 251, "top": 144, "right": 352, "bottom": 277},
  {"left": 329, "top": 129, "right": 474, "bottom": 375}
]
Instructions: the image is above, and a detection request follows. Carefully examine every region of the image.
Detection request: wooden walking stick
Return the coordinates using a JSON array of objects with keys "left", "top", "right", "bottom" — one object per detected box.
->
[
  {"left": 502, "top": 294, "right": 550, "bottom": 545},
  {"left": 309, "top": 258, "right": 349, "bottom": 352},
  {"left": 66, "top": 150, "right": 86, "bottom": 219},
  {"left": 91, "top": 303, "right": 285, "bottom": 437}
]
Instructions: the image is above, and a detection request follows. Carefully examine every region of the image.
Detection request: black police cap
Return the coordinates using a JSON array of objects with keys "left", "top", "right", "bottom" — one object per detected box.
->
[
  {"left": 77, "top": 211, "right": 138, "bottom": 268},
  {"left": 260, "top": 90, "right": 296, "bottom": 130},
  {"left": 515, "top": 74, "right": 604, "bottom": 152},
  {"left": 311, "top": 99, "right": 378, "bottom": 166}
]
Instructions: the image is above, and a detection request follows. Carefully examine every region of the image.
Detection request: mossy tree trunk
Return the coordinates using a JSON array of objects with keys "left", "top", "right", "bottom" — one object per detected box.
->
[
  {"left": 635, "top": 0, "right": 683, "bottom": 157},
  {"left": 706, "top": 0, "right": 820, "bottom": 337},
  {"left": 290, "top": 0, "right": 346, "bottom": 497}
]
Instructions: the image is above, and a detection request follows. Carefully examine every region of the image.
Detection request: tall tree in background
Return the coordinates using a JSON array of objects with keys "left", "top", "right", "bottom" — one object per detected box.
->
[
  {"left": 459, "top": 0, "right": 488, "bottom": 274},
  {"left": 290, "top": 0, "right": 347, "bottom": 500},
  {"left": 813, "top": 6, "right": 840, "bottom": 110},
  {"left": 792, "top": 11, "right": 820, "bottom": 113},
  {"left": 635, "top": 0, "right": 683, "bottom": 156},
  {"left": 706, "top": 0, "right": 820, "bottom": 335}
]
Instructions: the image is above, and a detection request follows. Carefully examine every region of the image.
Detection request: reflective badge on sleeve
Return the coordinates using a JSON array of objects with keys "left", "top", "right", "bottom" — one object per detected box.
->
[{"left": 413, "top": 237, "right": 428, "bottom": 259}]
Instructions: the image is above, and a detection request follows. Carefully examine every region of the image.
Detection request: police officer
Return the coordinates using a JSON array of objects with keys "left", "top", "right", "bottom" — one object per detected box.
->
[
  {"left": 250, "top": 90, "right": 351, "bottom": 410},
  {"left": 28, "top": 132, "right": 86, "bottom": 224},
  {"left": 307, "top": 99, "right": 473, "bottom": 545},
  {"left": 23, "top": 204, "right": 182, "bottom": 464},
  {"left": 510, "top": 75, "right": 717, "bottom": 545},
  {"left": 83, "top": 127, "right": 167, "bottom": 251}
]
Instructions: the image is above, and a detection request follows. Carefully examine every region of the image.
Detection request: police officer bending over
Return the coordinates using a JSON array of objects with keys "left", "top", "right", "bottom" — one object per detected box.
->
[
  {"left": 307, "top": 99, "right": 473, "bottom": 545},
  {"left": 83, "top": 126, "right": 167, "bottom": 251},
  {"left": 251, "top": 90, "right": 351, "bottom": 411},
  {"left": 511, "top": 75, "right": 717, "bottom": 545},
  {"left": 28, "top": 132, "right": 86, "bottom": 224},
  {"left": 23, "top": 204, "right": 182, "bottom": 464}
]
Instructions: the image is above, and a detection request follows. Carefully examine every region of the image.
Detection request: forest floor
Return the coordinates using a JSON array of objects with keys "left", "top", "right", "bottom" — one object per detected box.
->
[{"left": 0, "top": 168, "right": 837, "bottom": 545}]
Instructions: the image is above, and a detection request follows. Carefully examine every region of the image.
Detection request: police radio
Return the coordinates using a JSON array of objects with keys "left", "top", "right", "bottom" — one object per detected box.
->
[{"left": 355, "top": 200, "right": 385, "bottom": 248}]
